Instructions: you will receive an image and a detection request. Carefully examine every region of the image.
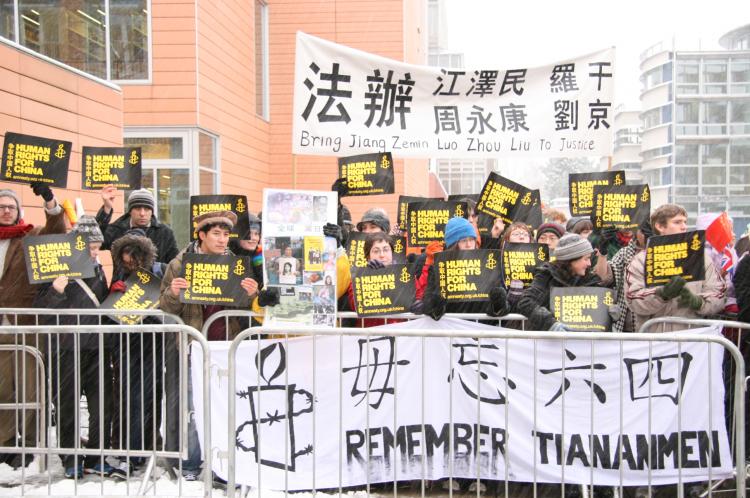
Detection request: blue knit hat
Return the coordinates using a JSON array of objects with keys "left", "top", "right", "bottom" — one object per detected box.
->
[{"left": 444, "top": 216, "right": 476, "bottom": 248}]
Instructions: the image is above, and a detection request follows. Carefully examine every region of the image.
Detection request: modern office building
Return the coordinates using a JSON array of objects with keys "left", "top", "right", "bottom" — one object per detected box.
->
[
  {"left": 0, "top": 0, "right": 432, "bottom": 248},
  {"left": 639, "top": 23, "right": 750, "bottom": 232}
]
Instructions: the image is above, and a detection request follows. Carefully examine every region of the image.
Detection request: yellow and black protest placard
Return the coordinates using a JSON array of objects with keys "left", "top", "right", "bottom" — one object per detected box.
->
[
  {"left": 515, "top": 189, "right": 543, "bottom": 228},
  {"left": 81, "top": 146, "right": 142, "bottom": 190},
  {"left": 551, "top": 287, "right": 614, "bottom": 332},
  {"left": 338, "top": 152, "right": 394, "bottom": 196},
  {"left": 645, "top": 230, "right": 705, "bottom": 287},
  {"left": 352, "top": 264, "right": 415, "bottom": 316},
  {"left": 23, "top": 233, "right": 95, "bottom": 284},
  {"left": 569, "top": 170, "right": 625, "bottom": 216},
  {"left": 592, "top": 184, "right": 650, "bottom": 230},
  {"left": 435, "top": 249, "right": 502, "bottom": 302},
  {"left": 476, "top": 172, "right": 534, "bottom": 224},
  {"left": 397, "top": 195, "right": 441, "bottom": 231},
  {"left": 190, "top": 195, "right": 250, "bottom": 241},
  {"left": 101, "top": 269, "right": 161, "bottom": 325},
  {"left": 181, "top": 254, "right": 252, "bottom": 307},
  {"left": 2, "top": 132, "right": 71, "bottom": 187},
  {"left": 392, "top": 235, "right": 407, "bottom": 263},
  {"left": 502, "top": 243, "right": 548, "bottom": 288},
  {"left": 407, "top": 200, "right": 467, "bottom": 248}
]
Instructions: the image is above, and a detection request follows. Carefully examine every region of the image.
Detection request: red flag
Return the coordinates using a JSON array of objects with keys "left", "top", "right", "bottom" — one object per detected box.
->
[{"left": 705, "top": 212, "right": 733, "bottom": 252}]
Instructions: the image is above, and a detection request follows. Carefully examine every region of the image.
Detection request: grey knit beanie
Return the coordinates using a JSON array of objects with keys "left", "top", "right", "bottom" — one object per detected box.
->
[
  {"left": 553, "top": 233, "right": 593, "bottom": 261},
  {"left": 72, "top": 215, "right": 104, "bottom": 244},
  {"left": 0, "top": 189, "right": 21, "bottom": 223},
  {"left": 357, "top": 208, "right": 390, "bottom": 233},
  {"left": 127, "top": 188, "right": 155, "bottom": 212}
]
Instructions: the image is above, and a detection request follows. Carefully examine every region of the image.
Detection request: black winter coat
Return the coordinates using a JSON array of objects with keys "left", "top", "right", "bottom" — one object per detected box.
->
[
  {"left": 34, "top": 264, "right": 109, "bottom": 349},
  {"left": 517, "top": 262, "right": 603, "bottom": 331},
  {"left": 734, "top": 256, "right": 750, "bottom": 324},
  {"left": 96, "top": 207, "right": 179, "bottom": 265}
]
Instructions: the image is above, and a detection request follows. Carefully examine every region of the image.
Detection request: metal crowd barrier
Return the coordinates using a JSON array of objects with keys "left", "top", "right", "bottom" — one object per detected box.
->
[
  {"left": 225, "top": 323, "right": 746, "bottom": 498},
  {"left": 0, "top": 311, "right": 212, "bottom": 498}
]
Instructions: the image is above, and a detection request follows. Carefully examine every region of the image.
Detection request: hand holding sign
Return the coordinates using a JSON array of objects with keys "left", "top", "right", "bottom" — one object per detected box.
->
[
  {"left": 31, "top": 182, "right": 54, "bottom": 202},
  {"left": 170, "top": 277, "right": 189, "bottom": 297},
  {"left": 240, "top": 277, "right": 259, "bottom": 296},
  {"left": 52, "top": 275, "right": 68, "bottom": 294},
  {"left": 101, "top": 185, "right": 118, "bottom": 213}
]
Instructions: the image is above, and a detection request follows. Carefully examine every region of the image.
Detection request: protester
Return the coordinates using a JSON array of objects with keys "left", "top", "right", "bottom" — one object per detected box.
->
[
  {"left": 0, "top": 182, "right": 65, "bottom": 469},
  {"left": 33, "top": 216, "right": 117, "bottom": 478},
  {"left": 97, "top": 186, "right": 179, "bottom": 266},
  {"left": 421, "top": 217, "right": 509, "bottom": 322},
  {"left": 356, "top": 207, "right": 391, "bottom": 234},
  {"left": 625, "top": 204, "right": 726, "bottom": 332},
  {"left": 609, "top": 221, "right": 652, "bottom": 332},
  {"left": 696, "top": 212, "right": 738, "bottom": 314},
  {"left": 108, "top": 228, "right": 168, "bottom": 474},
  {"left": 535, "top": 222, "right": 565, "bottom": 251},
  {"left": 543, "top": 207, "right": 568, "bottom": 225},
  {"left": 735, "top": 234, "right": 750, "bottom": 259},
  {"left": 228, "top": 214, "right": 263, "bottom": 286},
  {"left": 518, "top": 234, "right": 607, "bottom": 331},
  {"left": 160, "top": 210, "right": 274, "bottom": 482},
  {"left": 566, "top": 216, "right": 593, "bottom": 238},
  {"left": 502, "top": 221, "right": 533, "bottom": 245}
]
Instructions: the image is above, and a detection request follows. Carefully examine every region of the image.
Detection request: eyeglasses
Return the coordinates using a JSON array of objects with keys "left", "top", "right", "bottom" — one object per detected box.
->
[{"left": 0, "top": 205, "right": 18, "bottom": 212}]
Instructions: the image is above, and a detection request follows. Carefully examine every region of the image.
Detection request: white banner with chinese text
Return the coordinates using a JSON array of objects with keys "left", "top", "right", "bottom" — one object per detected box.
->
[
  {"left": 194, "top": 318, "right": 732, "bottom": 490},
  {"left": 292, "top": 32, "right": 615, "bottom": 158}
]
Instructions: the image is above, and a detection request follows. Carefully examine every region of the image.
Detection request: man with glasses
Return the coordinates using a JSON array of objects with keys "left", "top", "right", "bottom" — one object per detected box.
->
[{"left": 0, "top": 183, "right": 66, "bottom": 469}]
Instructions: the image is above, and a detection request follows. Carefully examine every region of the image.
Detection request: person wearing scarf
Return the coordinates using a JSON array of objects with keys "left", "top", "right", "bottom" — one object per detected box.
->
[{"left": 0, "top": 183, "right": 65, "bottom": 469}]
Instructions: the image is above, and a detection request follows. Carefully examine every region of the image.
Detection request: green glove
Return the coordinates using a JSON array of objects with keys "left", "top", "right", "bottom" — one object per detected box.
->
[
  {"left": 657, "top": 276, "right": 686, "bottom": 301},
  {"left": 677, "top": 287, "right": 703, "bottom": 311}
]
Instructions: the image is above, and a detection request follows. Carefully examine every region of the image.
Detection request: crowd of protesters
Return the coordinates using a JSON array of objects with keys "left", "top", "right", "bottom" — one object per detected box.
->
[{"left": 0, "top": 178, "right": 749, "bottom": 498}]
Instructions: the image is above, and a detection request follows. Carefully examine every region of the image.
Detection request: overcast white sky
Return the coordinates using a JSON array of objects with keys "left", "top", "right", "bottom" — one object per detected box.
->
[{"left": 439, "top": 0, "right": 748, "bottom": 191}]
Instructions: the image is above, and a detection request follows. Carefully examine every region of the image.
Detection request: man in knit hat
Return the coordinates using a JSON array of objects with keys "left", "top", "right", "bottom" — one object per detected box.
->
[
  {"left": 0, "top": 182, "right": 66, "bottom": 468},
  {"left": 97, "top": 185, "right": 178, "bottom": 267},
  {"left": 535, "top": 222, "right": 565, "bottom": 250},
  {"left": 356, "top": 207, "right": 391, "bottom": 234}
]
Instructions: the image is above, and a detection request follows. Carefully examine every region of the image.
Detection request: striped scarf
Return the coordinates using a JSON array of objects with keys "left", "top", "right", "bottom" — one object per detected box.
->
[{"left": 610, "top": 239, "right": 640, "bottom": 332}]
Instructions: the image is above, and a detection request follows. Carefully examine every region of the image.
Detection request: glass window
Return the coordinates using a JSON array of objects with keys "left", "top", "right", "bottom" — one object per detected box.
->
[
  {"left": 110, "top": 0, "right": 148, "bottom": 80},
  {"left": 677, "top": 84, "right": 699, "bottom": 95},
  {"left": 702, "top": 201, "right": 728, "bottom": 213},
  {"left": 198, "top": 133, "right": 216, "bottom": 170},
  {"left": 702, "top": 166, "right": 726, "bottom": 185},
  {"left": 124, "top": 137, "right": 184, "bottom": 160},
  {"left": 676, "top": 62, "right": 699, "bottom": 84},
  {"left": 661, "top": 167, "right": 672, "bottom": 185},
  {"left": 730, "top": 166, "right": 750, "bottom": 184},
  {"left": 9, "top": 1, "right": 148, "bottom": 80},
  {"left": 675, "top": 166, "right": 698, "bottom": 184},
  {"left": 702, "top": 186, "right": 726, "bottom": 196},
  {"left": 0, "top": 0, "right": 13, "bottom": 40},
  {"left": 254, "top": 0, "right": 269, "bottom": 119},
  {"left": 703, "top": 102, "right": 727, "bottom": 123},
  {"left": 675, "top": 186, "right": 699, "bottom": 196},
  {"left": 675, "top": 143, "right": 698, "bottom": 164},
  {"left": 676, "top": 102, "right": 698, "bottom": 123},
  {"left": 702, "top": 143, "right": 727, "bottom": 164},
  {"left": 731, "top": 101, "right": 750, "bottom": 123},
  {"left": 731, "top": 140, "right": 750, "bottom": 163},
  {"left": 704, "top": 61, "right": 727, "bottom": 83},
  {"left": 731, "top": 61, "right": 750, "bottom": 82},
  {"left": 157, "top": 169, "right": 190, "bottom": 248},
  {"left": 18, "top": 1, "right": 107, "bottom": 78}
]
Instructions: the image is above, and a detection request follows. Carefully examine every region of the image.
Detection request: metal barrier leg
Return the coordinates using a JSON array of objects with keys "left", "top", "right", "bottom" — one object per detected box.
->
[{"left": 138, "top": 455, "right": 156, "bottom": 494}]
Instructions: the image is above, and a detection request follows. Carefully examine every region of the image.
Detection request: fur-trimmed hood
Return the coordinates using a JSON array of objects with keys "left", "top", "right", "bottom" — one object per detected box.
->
[{"left": 111, "top": 231, "right": 158, "bottom": 270}]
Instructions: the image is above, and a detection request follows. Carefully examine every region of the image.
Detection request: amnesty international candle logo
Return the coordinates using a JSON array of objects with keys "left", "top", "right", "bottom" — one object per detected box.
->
[
  {"left": 454, "top": 203, "right": 465, "bottom": 218},
  {"left": 352, "top": 264, "right": 415, "bottom": 316},
  {"left": 190, "top": 195, "right": 250, "bottom": 241},
  {"left": 568, "top": 170, "right": 626, "bottom": 216},
  {"left": 337, "top": 152, "right": 395, "bottom": 196},
  {"left": 644, "top": 230, "right": 705, "bottom": 287},
  {"left": 81, "top": 146, "right": 142, "bottom": 190},
  {"left": 1, "top": 132, "right": 72, "bottom": 187},
  {"left": 181, "top": 254, "right": 252, "bottom": 307},
  {"left": 407, "top": 200, "right": 467, "bottom": 248},
  {"left": 476, "top": 172, "right": 534, "bottom": 224},
  {"left": 101, "top": 269, "right": 162, "bottom": 325},
  {"left": 434, "top": 249, "right": 502, "bottom": 302},
  {"left": 592, "top": 184, "right": 650, "bottom": 230},
  {"left": 23, "top": 233, "right": 95, "bottom": 284},
  {"left": 550, "top": 287, "right": 614, "bottom": 332},
  {"left": 502, "top": 243, "right": 548, "bottom": 288}
]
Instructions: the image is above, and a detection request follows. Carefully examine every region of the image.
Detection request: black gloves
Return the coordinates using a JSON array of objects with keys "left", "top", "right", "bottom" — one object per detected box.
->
[
  {"left": 423, "top": 290, "right": 447, "bottom": 321},
  {"left": 488, "top": 287, "right": 510, "bottom": 316},
  {"left": 596, "top": 226, "right": 617, "bottom": 254},
  {"left": 677, "top": 287, "right": 703, "bottom": 310},
  {"left": 323, "top": 222, "right": 343, "bottom": 248},
  {"left": 31, "top": 182, "right": 54, "bottom": 202},
  {"left": 257, "top": 287, "right": 280, "bottom": 307},
  {"left": 657, "top": 275, "right": 686, "bottom": 301},
  {"left": 366, "top": 259, "right": 385, "bottom": 270}
]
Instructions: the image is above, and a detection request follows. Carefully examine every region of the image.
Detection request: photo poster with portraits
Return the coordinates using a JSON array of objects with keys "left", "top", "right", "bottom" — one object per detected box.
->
[{"left": 261, "top": 189, "right": 339, "bottom": 328}]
